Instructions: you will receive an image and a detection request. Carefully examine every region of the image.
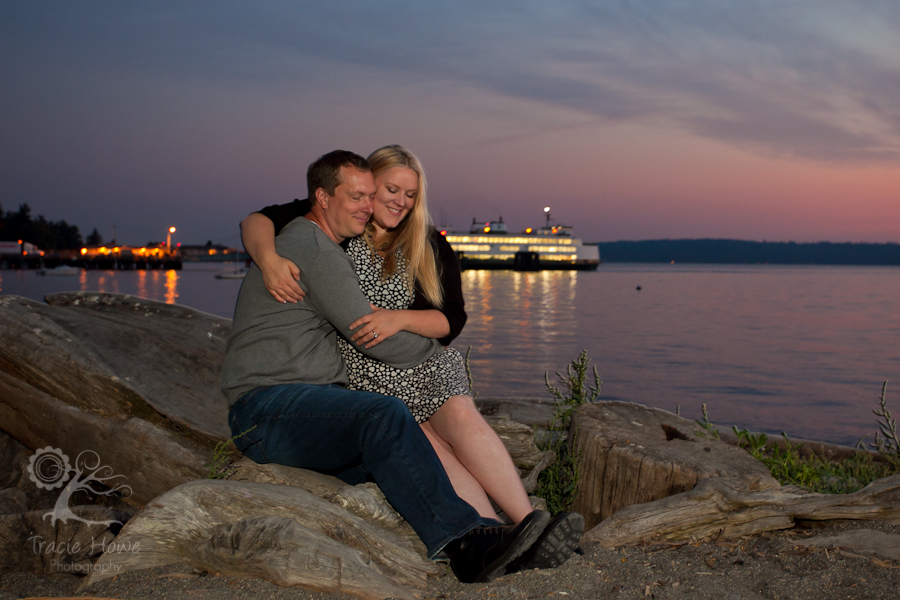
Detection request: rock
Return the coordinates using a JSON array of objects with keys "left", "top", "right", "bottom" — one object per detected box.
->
[
  {"left": 571, "top": 401, "right": 779, "bottom": 530},
  {"left": 796, "top": 528, "right": 900, "bottom": 562},
  {"left": 84, "top": 479, "right": 439, "bottom": 600}
]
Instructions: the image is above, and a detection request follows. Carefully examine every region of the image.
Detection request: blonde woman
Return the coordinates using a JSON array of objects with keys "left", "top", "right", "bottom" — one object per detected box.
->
[{"left": 241, "top": 146, "right": 582, "bottom": 569}]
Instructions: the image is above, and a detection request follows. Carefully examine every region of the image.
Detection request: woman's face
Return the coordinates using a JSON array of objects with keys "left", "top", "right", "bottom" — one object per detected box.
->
[{"left": 372, "top": 166, "right": 418, "bottom": 231}]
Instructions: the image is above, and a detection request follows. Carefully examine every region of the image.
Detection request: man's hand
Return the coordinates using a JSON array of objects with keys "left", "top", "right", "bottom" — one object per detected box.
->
[
  {"left": 349, "top": 305, "right": 407, "bottom": 348},
  {"left": 259, "top": 255, "right": 305, "bottom": 303}
]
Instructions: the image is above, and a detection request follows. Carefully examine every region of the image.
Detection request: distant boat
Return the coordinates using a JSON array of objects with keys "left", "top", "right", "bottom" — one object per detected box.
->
[
  {"left": 38, "top": 265, "right": 81, "bottom": 276},
  {"left": 215, "top": 268, "right": 248, "bottom": 280},
  {"left": 444, "top": 212, "right": 600, "bottom": 271}
]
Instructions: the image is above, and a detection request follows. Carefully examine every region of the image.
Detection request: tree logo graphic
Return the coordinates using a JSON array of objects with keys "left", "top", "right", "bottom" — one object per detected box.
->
[
  {"left": 27, "top": 446, "right": 132, "bottom": 527},
  {"left": 27, "top": 447, "right": 72, "bottom": 490}
]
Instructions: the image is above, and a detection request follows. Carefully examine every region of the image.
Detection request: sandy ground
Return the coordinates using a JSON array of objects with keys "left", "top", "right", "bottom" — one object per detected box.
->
[{"left": 3, "top": 520, "right": 898, "bottom": 600}]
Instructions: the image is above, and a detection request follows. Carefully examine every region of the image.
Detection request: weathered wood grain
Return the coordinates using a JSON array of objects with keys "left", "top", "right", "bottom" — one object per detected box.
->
[
  {"left": 584, "top": 474, "right": 900, "bottom": 547},
  {"left": 0, "top": 506, "right": 126, "bottom": 575},
  {"left": 571, "top": 401, "right": 779, "bottom": 530},
  {"left": 84, "top": 480, "right": 439, "bottom": 600}
]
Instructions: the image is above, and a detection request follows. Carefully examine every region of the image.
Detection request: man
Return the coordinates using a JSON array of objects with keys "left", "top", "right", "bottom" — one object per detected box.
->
[{"left": 222, "top": 150, "right": 549, "bottom": 583}]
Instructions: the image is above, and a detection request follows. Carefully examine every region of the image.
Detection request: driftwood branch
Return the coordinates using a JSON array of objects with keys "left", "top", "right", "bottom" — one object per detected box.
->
[{"left": 584, "top": 473, "right": 900, "bottom": 547}]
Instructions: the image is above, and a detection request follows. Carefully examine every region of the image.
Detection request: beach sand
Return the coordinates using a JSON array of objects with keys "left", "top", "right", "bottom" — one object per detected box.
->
[{"left": 3, "top": 520, "right": 898, "bottom": 600}]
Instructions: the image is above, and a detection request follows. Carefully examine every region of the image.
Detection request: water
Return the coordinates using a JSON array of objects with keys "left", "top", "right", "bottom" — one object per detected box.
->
[{"left": 2, "top": 263, "right": 898, "bottom": 446}]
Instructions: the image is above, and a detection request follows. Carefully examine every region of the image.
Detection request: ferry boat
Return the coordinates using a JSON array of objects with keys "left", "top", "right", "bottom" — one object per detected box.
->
[{"left": 442, "top": 209, "right": 600, "bottom": 271}]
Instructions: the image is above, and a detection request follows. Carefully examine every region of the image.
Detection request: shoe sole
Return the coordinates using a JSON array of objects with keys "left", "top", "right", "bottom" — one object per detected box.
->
[
  {"left": 510, "top": 512, "right": 584, "bottom": 572},
  {"left": 475, "top": 510, "right": 551, "bottom": 583}
]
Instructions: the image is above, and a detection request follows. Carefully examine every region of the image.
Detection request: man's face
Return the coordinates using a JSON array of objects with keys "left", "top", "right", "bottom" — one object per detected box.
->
[{"left": 321, "top": 166, "right": 375, "bottom": 240}]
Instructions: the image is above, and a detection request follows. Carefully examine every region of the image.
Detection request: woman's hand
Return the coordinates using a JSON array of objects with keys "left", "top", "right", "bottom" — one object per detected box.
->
[
  {"left": 258, "top": 255, "right": 305, "bottom": 304},
  {"left": 349, "top": 305, "right": 407, "bottom": 348}
]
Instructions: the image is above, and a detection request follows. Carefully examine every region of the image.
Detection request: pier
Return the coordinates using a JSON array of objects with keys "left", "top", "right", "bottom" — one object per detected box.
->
[{"left": 0, "top": 246, "right": 183, "bottom": 271}]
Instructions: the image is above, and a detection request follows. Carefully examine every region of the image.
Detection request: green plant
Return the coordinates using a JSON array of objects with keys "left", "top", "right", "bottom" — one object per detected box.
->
[
  {"left": 535, "top": 350, "right": 601, "bottom": 515},
  {"left": 695, "top": 403, "right": 720, "bottom": 439},
  {"left": 761, "top": 433, "right": 893, "bottom": 494},
  {"left": 206, "top": 426, "right": 256, "bottom": 479},
  {"left": 733, "top": 426, "right": 768, "bottom": 460},
  {"left": 464, "top": 346, "right": 478, "bottom": 400},
  {"left": 703, "top": 384, "right": 900, "bottom": 494},
  {"left": 872, "top": 381, "right": 899, "bottom": 468}
]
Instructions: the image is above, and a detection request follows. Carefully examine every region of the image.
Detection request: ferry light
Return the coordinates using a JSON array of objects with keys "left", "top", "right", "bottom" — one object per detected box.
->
[
  {"left": 525, "top": 228, "right": 533, "bottom": 233},
  {"left": 484, "top": 226, "right": 491, "bottom": 233},
  {"left": 81, "top": 248, "right": 87, "bottom": 255},
  {"left": 439, "top": 230, "right": 447, "bottom": 236}
]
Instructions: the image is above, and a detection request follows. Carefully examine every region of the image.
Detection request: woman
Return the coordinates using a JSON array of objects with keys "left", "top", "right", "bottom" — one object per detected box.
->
[{"left": 240, "top": 146, "right": 533, "bottom": 524}]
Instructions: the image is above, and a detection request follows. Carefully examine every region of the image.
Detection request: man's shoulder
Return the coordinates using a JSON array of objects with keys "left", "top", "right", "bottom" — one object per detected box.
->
[
  {"left": 277, "top": 218, "right": 352, "bottom": 266},
  {"left": 280, "top": 218, "right": 332, "bottom": 248}
]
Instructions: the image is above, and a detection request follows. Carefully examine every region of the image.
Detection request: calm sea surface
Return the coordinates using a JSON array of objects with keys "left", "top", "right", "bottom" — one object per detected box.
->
[{"left": 2, "top": 263, "right": 898, "bottom": 446}]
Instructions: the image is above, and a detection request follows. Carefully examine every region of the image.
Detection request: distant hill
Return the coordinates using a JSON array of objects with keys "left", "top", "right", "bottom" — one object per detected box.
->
[{"left": 594, "top": 239, "right": 900, "bottom": 265}]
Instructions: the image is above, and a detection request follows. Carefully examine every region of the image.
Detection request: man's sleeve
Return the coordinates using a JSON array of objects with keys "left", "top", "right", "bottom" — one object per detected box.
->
[
  {"left": 410, "top": 229, "right": 467, "bottom": 345},
  {"left": 278, "top": 224, "right": 440, "bottom": 368},
  {"left": 257, "top": 199, "right": 313, "bottom": 235}
]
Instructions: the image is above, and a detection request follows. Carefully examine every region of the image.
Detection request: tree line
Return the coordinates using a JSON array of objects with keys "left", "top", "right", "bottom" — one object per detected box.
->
[
  {"left": 0, "top": 203, "right": 91, "bottom": 250},
  {"left": 595, "top": 239, "right": 900, "bottom": 265}
]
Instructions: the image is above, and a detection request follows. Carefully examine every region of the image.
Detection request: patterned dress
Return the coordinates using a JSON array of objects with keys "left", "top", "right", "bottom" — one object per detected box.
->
[{"left": 338, "top": 237, "right": 471, "bottom": 423}]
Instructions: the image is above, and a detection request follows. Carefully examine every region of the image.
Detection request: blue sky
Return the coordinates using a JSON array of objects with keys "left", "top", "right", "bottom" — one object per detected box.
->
[{"left": 2, "top": 1, "right": 898, "bottom": 247}]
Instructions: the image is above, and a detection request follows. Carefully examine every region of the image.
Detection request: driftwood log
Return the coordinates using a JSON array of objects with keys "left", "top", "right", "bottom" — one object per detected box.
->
[
  {"left": 571, "top": 401, "right": 779, "bottom": 530},
  {"left": 84, "top": 479, "right": 439, "bottom": 600},
  {"left": 0, "top": 505, "right": 127, "bottom": 575},
  {"left": 584, "top": 473, "right": 900, "bottom": 546},
  {"left": 0, "top": 293, "right": 229, "bottom": 504}
]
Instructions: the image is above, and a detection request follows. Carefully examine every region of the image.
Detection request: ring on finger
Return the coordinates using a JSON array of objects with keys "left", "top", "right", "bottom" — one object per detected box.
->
[{"left": 372, "top": 332, "right": 378, "bottom": 339}]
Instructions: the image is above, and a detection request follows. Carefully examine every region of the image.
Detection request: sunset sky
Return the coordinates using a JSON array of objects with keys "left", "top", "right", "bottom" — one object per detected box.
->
[{"left": 2, "top": 1, "right": 898, "bottom": 248}]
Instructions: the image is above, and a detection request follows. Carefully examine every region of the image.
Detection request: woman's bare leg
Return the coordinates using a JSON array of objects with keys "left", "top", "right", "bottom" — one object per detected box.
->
[
  {"left": 420, "top": 422, "right": 499, "bottom": 520},
  {"left": 427, "top": 395, "right": 534, "bottom": 523}
]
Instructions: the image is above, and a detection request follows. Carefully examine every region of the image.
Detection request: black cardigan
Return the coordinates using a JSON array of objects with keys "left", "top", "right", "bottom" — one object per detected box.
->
[{"left": 256, "top": 199, "right": 466, "bottom": 345}]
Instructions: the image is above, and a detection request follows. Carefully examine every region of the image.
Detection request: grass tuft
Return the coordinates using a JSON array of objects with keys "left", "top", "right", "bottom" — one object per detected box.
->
[
  {"left": 535, "top": 350, "right": 601, "bottom": 515},
  {"left": 206, "top": 426, "right": 256, "bottom": 479},
  {"left": 722, "top": 382, "right": 900, "bottom": 493}
]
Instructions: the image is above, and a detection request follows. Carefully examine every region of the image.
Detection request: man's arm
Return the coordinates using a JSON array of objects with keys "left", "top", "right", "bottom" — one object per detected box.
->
[{"left": 279, "top": 220, "right": 440, "bottom": 369}]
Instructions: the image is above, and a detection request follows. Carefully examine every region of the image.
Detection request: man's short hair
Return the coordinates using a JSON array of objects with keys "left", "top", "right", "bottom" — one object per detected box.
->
[{"left": 307, "top": 150, "right": 371, "bottom": 199}]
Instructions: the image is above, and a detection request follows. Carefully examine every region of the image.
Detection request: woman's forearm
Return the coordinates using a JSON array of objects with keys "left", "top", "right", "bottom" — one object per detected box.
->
[
  {"left": 240, "top": 212, "right": 279, "bottom": 266},
  {"left": 240, "top": 212, "right": 305, "bottom": 303},
  {"left": 398, "top": 308, "right": 451, "bottom": 339}
]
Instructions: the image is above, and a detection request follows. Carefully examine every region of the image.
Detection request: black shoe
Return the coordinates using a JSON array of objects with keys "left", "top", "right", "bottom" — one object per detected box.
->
[
  {"left": 506, "top": 511, "right": 584, "bottom": 573},
  {"left": 444, "top": 510, "right": 550, "bottom": 583}
]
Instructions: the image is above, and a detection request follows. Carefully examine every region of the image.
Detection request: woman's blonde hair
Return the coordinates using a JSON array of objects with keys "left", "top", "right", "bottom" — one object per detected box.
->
[{"left": 365, "top": 145, "right": 442, "bottom": 308}]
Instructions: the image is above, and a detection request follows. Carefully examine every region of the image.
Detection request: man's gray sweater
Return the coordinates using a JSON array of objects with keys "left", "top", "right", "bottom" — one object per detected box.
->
[{"left": 221, "top": 217, "right": 440, "bottom": 404}]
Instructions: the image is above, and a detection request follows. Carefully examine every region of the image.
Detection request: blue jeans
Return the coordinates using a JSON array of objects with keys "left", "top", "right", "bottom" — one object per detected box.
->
[{"left": 228, "top": 382, "right": 486, "bottom": 558}]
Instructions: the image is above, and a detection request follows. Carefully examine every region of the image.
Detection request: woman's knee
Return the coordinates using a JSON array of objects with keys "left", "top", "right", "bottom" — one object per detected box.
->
[{"left": 433, "top": 395, "right": 488, "bottom": 430}]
